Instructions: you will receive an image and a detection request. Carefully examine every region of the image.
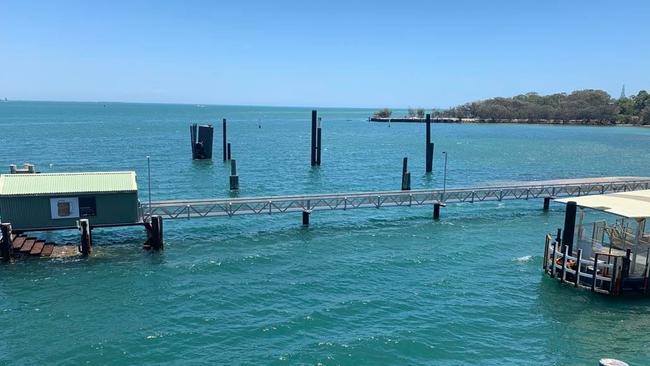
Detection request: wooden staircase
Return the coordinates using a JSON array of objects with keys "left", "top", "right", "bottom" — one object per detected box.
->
[{"left": 2, "top": 234, "right": 56, "bottom": 259}]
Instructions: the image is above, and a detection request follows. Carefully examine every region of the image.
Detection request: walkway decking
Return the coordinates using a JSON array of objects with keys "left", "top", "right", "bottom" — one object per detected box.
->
[{"left": 143, "top": 177, "right": 650, "bottom": 220}]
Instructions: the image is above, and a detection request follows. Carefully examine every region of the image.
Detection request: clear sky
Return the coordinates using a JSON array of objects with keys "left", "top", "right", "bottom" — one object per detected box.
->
[{"left": 1, "top": 0, "right": 649, "bottom": 108}]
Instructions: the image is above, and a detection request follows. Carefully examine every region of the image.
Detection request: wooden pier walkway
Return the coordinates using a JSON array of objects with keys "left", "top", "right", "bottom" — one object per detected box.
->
[{"left": 144, "top": 177, "right": 650, "bottom": 221}]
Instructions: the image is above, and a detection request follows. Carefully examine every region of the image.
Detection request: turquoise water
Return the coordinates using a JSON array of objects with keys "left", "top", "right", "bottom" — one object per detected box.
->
[{"left": 1, "top": 101, "right": 650, "bottom": 365}]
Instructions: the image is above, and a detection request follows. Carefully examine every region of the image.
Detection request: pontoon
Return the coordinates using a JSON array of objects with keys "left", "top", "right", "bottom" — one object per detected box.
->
[{"left": 543, "top": 190, "right": 650, "bottom": 295}]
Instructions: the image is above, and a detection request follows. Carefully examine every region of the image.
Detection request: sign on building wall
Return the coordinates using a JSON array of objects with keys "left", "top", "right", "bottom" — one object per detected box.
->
[{"left": 50, "top": 197, "right": 80, "bottom": 219}]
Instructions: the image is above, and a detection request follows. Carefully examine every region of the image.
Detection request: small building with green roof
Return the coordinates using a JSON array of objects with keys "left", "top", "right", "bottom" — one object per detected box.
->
[{"left": 0, "top": 171, "right": 140, "bottom": 230}]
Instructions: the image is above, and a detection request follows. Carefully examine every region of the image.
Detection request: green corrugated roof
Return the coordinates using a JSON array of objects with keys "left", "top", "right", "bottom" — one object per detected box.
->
[{"left": 0, "top": 171, "right": 137, "bottom": 196}]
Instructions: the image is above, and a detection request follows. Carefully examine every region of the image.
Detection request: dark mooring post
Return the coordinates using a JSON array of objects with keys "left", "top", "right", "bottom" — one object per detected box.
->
[
  {"left": 310, "top": 110, "right": 317, "bottom": 166},
  {"left": 190, "top": 124, "right": 214, "bottom": 159},
  {"left": 227, "top": 143, "right": 232, "bottom": 161},
  {"left": 302, "top": 210, "right": 310, "bottom": 226},
  {"left": 562, "top": 201, "right": 577, "bottom": 254},
  {"left": 401, "top": 157, "right": 411, "bottom": 191},
  {"left": 150, "top": 215, "right": 164, "bottom": 251},
  {"left": 222, "top": 118, "right": 227, "bottom": 161},
  {"left": 316, "top": 117, "right": 322, "bottom": 166},
  {"left": 79, "top": 219, "right": 92, "bottom": 256},
  {"left": 1, "top": 223, "right": 13, "bottom": 262},
  {"left": 433, "top": 203, "right": 441, "bottom": 220},
  {"left": 425, "top": 114, "right": 433, "bottom": 173},
  {"left": 543, "top": 197, "right": 551, "bottom": 211},
  {"left": 229, "top": 159, "right": 239, "bottom": 190}
]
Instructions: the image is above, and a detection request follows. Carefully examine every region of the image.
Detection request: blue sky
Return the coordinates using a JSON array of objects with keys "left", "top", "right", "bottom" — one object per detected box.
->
[{"left": 1, "top": 0, "right": 649, "bottom": 108}]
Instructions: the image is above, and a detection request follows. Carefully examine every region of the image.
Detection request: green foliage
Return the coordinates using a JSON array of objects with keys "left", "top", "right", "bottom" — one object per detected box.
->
[
  {"left": 439, "top": 89, "right": 650, "bottom": 124},
  {"left": 373, "top": 108, "right": 392, "bottom": 118},
  {"left": 406, "top": 107, "right": 425, "bottom": 118}
]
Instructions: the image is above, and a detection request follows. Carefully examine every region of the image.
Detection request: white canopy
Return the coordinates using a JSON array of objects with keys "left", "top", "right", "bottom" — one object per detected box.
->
[{"left": 556, "top": 190, "right": 650, "bottom": 219}]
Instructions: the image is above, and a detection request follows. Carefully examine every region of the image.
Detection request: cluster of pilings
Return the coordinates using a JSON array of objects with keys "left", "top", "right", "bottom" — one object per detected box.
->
[{"left": 190, "top": 124, "right": 214, "bottom": 159}]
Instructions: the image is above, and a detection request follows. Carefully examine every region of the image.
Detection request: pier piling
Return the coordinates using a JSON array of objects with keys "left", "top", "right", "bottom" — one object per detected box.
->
[
  {"left": 562, "top": 201, "right": 577, "bottom": 254},
  {"left": 150, "top": 215, "right": 164, "bottom": 250},
  {"left": 316, "top": 117, "right": 322, "bottom": 166},
  {"left": 79, "top": 219, "right": 92, "bottom": 256},
  {"left": 401, "top": 157, "right": 411, "bottom": 191},
  {"left": 229, "top": 160, "right": 239, "bottom": 190},
  {"left": 302, "top": 210, "right": 310, "bottom": 226},
  {"left": 1, "top": 223, "right": 13, "bottom": 261},
  {"left": 543, "top": 197, "right": 551, "bottom": 210},
  {"left": 190, "top": 124, "right": 214, "bottom": 159},
  {"left": 222, "top": 118, "right": 228, "bottom": 161},
  {"left": 433, "top": 202, "right": 442, "bottom": 220},
  {"left": 227, "top": 143, "right": 232, "bottom": 161},
  {"left": 425, "top": 114, "right": 433, "bottom": 173},
  {"left": 310, "top": 110, "right": 318, "bottom": 166}
]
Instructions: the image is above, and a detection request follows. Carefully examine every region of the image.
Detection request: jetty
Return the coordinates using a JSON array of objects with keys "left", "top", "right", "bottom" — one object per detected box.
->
[
  {"left": 144, "top": 177, "right": 650, "bottom": 223},
  {"left": 544, "top": 189, "right": 650, "bottom": 296}
]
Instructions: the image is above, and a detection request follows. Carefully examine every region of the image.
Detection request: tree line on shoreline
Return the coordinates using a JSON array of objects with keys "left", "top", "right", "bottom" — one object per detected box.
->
[{"left": 372, "top": 89, "right": 650, "bottom": 125}]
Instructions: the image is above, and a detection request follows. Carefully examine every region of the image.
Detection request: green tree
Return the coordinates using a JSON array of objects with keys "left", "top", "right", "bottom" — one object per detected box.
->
[{"left": 373, "top": 108, "right": 392, "bottom": 118}]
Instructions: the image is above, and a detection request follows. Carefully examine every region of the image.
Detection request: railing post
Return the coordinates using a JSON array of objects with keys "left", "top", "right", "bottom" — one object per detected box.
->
[
  {"left": 592, "top": 253, "right": 599, "bottom": 292},
  {"left": 610, "top": 256, "right": 618, "bottom": 295},
  {"left": 574, "top": 249, "right": 582, "bottom": 287},
  {"left": 561, "top": 245, "right": 568, "bottom": 283},
  {"left": 551, "top": 241, "right": 558, "bottom": 278}
]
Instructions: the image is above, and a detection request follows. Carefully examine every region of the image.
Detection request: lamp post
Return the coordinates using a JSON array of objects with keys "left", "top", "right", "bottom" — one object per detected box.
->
[
  {"left": 442, "top": 151, "right": 448, "bottom": 199},
  {"left": 147, "top": 155, "right": 152, "bottom": 220}
]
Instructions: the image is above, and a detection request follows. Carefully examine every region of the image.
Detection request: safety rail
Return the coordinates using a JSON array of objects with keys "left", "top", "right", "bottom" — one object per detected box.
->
[
  {"left": 143, "top": 177, "right": 650, "bottom": 220},
  {"left": 544, "top": 234, "right": 623, "bottom": 295}
]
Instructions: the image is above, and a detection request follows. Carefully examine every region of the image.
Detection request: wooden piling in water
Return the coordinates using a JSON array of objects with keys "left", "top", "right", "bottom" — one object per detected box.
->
[
  {"left": 311, "top": 110, "right": 317, "bottom": 166},
  {"left": 562, "top": 201, "right": 577, "bottom": 254},
  {"left": 316, "top": 119, "right": 322, "bottom": 166},
  {"left": 433, "top": 202, "right": 441, "bottom": 220},
  {"left": 79, "top": 219, "right": 92, "bottom": 256},
  {"left": 302, "top": 210, "right": 310, "bottom": 226},
  {"left": 229, "top": 160, "right": 239, "bottom": 190},
  {"left": 543, "top": 197, "right": 551, "bottom": 210},
  {"left": 222, "top": 118, "right": 227, "bottom": 161},
  {"left": 150, "top": 215, "right": 164, "bottom": 250},
  {"left": 190, "top": 124, "right": 214, "bottom": 159},
  {"left": 401, "top": 157, "right": 411, "bottom": 191},
  {"left": 425, "top": 114, "right": 433, "bottom": 173},
  {"left": 227, "top": 143, "right": 232, "bottom": 161},
  {"left": 1, "top": 223, "right": 13, "bottom": 262}
]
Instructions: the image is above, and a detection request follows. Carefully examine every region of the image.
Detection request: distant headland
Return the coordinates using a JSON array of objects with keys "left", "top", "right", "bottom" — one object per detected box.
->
[{"left": 370, "top": 89, "right": 650, "bottom": 126}]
